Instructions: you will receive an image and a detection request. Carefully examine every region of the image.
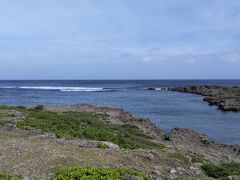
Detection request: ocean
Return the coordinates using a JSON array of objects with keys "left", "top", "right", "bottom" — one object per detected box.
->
[{"left": 0, "top": 80, "right": 239, "bottom": 144}]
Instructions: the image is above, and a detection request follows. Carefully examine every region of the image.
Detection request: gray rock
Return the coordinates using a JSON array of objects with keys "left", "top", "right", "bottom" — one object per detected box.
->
[
  {"left": 146, "top": 152, "right": 155, "bottom": 161},
  {"left": 170, "top": 168, "right": 177, "bottom": 174},
  {"left": 0, "top": 124, "right": 16, "bottom": 131}
]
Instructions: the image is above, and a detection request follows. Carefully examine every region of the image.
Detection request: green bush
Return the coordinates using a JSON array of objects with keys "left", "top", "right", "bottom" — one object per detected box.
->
[
  {"left": 0, "top": 113, "right": 16, "bottom": 119},
  {"left": 16, "top": 110, "right": 164, "bottom": 150},
  {"left": 0, "top": 172, "right": 21, "bottom": 180},
  {"left": 16, "top": 106, "right": 27, "bottom": 110},
  {"left": 0, "top": 120, "right": 8, "bottom": 126},
  {"left": 53, "top": 167, "right": 149, "bottom": 180},
  {"left": 0, "top": 106, "right": 12, "bottom": 110},
  {"left": 202, "top": 162, "right": 240, "bottom": 178},
  {"left": 33, "top": 105, "right": 44, "bottom": 111}
]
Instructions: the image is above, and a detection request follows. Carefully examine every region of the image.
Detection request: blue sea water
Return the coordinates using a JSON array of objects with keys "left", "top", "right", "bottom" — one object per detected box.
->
[{"left": 0, "top": 80, "right": 239, "bottom": 144}]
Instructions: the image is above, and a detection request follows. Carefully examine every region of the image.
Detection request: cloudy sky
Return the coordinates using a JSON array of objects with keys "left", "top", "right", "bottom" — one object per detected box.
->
[{"left": 0, "top": 0, "right": 240, "bottom": 79}]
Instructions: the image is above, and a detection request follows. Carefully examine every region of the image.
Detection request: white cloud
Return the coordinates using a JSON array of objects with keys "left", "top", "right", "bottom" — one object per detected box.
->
[{"left": 223, "top": 52, "right": 240, "bottom": 63}]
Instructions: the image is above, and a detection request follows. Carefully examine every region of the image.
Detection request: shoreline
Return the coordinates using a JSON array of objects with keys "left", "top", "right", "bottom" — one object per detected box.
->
[
  {"left": 45, "top": 104, "right": 239, "bottom": 145},
  {"left": 47, "top": 104, "right": 240, "bottom": 142},
  {"left": 2, "top": 103, "right": 239, "bottom": 149},
  {"left": 44, "top": 104, "right": 240, "bottom": 160},
  {"left": 0, "top": 104, "right": 240, "bottom": 179},
  {"left": 170, "top": 85, "right": 240, "bottom": 112},
  {"left": 1, "top": 103, "right": 240, "bottom": 146}
]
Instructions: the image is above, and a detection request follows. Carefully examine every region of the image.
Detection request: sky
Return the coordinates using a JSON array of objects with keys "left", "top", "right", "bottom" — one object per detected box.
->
[{"left": 0, "top": 0, "right": 240, "bottom": 79}]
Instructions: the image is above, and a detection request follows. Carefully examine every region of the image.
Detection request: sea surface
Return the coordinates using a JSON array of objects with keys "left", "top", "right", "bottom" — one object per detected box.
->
[{"left": 0, "top": 80, "right": 239, "bottom": 144}]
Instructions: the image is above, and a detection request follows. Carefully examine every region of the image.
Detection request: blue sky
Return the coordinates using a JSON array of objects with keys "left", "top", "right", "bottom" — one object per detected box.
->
[{"left": 0, "top": 0, "right": 240, "bottom": 79}]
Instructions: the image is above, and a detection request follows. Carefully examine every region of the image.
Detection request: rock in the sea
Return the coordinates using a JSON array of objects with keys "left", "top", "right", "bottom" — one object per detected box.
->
[
  {"left": 147, "top": 87, "right": 156, "bottom": 90},
  {"left": 170, "top": 86, "right": 240, "bottom": 112}
]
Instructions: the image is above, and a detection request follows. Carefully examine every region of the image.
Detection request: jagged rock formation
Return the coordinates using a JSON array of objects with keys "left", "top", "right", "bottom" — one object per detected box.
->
[{"left": 170, "top": 86, "right": 240, "bottom": 112}]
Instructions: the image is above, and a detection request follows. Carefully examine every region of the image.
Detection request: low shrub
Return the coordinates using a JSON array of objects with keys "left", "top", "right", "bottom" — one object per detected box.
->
[
  {"left": 33, "top": 105, "right": 44, "bottom": 111},
  {"left": 53, "top": 167, "right": 149, "bottom": 180},
  {"left": 0, "top": 172, "right": 21, "bottom": 180},
  {"left": 0, "top": 113, "right": 16, "bottom": 119},
  {"left": 0, "top": 120, "right": 8, "bottom": 126},
  {"left": 0, "top": 106, "right": 12, "bottom": 110},
  {"left": 191, "top": 154, "right": 206, "bottom": 163},
  {"left": 16, "top": 106, "right": 27, "bottom": 110},
  {"left": 202, "top": 162, "right": 240, "bottom": 178},
  {"left": 16, "top": 111, "right": 164, "bottom": 150}
]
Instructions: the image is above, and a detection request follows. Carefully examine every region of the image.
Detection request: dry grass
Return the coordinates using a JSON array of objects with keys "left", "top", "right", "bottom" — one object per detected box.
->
[{"left": 0, "top": 129, "right": 206, "bottom": 179}]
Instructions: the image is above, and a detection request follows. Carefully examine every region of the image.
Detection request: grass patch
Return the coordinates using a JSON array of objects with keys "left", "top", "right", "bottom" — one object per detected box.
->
[
  {"left": 202, "top": 162, "right": 240, "bottom": 178},
  {"left": 0, "top": 113, "right": 16, "bottom": 119},
  {"left": 0, "top": 172, "right": 21, "bottom": 180},
  {"left": 53, "top": 167, "right": 149, "bottom": 180},
  {"left": 15, "top": 108, "right": 164, "bottom": 150},
  {"left": 97, "top": 143, "right": 109, "bottom": 149},
  {"left": 0, "top": 120, "right": 9, "bottom": 126},
  {"left": 167, "top": 152, "right": 190, "bottom": 164},
  {"left": 0, "top": 106, "right": 12, "bottom": 110},
  {"left": 191, "top": 154, "right": 207, "bottom": 163}
]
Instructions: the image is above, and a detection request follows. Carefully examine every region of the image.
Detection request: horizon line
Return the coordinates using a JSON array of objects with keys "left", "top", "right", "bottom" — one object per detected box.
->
[{"left": 0, "top": 79, "right": 240, "bottom": 81}]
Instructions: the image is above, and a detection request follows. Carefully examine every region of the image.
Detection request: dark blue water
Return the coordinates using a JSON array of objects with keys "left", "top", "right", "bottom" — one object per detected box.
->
[{"left": 0, "top": 80, "right": 239, "bottom": 144}]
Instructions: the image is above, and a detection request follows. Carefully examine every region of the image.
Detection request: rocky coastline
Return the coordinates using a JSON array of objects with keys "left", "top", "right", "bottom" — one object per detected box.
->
[
  {"left": 170, "top": 86, "right": 240, "bottom": 112},
  {"left": 0, "top": 104, "right": 239, "bottom": 179}
]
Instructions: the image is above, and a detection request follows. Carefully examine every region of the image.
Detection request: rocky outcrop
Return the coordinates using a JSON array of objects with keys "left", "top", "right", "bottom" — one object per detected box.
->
[
  {"left": 0, "top": 104, "right": 240, "bottom": 179},
  {"left": 168, "top": 128, "right": 240, "bottom": 163},
  {"left": 170, "top": 86, "right": 240, "bottom": 112},
  {"left": 0, "top": 124, "right": 16, "bottom": 131},
  {"left": 44, "top": 104, "right": 240, "bottom": 163}
]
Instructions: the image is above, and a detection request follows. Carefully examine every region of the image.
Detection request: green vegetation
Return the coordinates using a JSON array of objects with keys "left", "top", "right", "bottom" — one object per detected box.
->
[
  {"left": 202, "top": 162, "right": 240, "bottom": 178},
  {"left": 15, "top": 106, "right": 27, "bottom": 110},
  {"left": 0, "top": 106, "right": 12, "bottom": 110},
  {"left": 15, "top": 108, "right": 164, "bottom": 150},
  {"left": 0, "top": 172, "right": 21, "bottom": 180},
  {"left": 53, "top": 167, "right": 149, "bottom": 180},
  {"left": 0, "top": 113, "right": 16, "bottom": 119},
  {"left": 191, "top": 154, "right": 206, "bottom": 163},
  {"left": 167, "top": 152, "right": 190, "bottom": 164},
  {"left": 0, "top": 120, "right": 8, "bottom": 126},
  {"left": 97, "top": 143, "right": 109, "bottom": 149},
  {"left": 32, "top": 105, "right": 44, "bottom": 111}
]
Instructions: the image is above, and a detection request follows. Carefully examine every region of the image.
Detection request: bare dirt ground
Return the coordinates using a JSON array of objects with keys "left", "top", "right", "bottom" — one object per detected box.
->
[{"left": 0, "top": 128, "right": 208, "bottom": 180}]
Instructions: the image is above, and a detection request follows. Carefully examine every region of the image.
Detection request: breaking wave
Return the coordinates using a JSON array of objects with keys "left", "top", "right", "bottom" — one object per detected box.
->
[
  {"left": 145, "top": 87, "right": 168, "bottom": 91},
  {"left": 0, "top": 86, "right": 115, "bottom": 92}
]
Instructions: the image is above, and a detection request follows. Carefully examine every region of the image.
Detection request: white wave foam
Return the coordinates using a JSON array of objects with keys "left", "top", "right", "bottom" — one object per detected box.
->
[
  {"left": 1, "top": 86, "right": 18, "bottom": 89},
  {"left": 59, "top": 87, "right": 106, "bottom": 92},
  {"left": 145, "top": 87, "right": 168, "bottom": 91},
  {"left": 2, "top": 86, "right": 109, "bottom": 92},
  {"left": 155, "top": 87, "right": 168, "bottom": 91}
]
